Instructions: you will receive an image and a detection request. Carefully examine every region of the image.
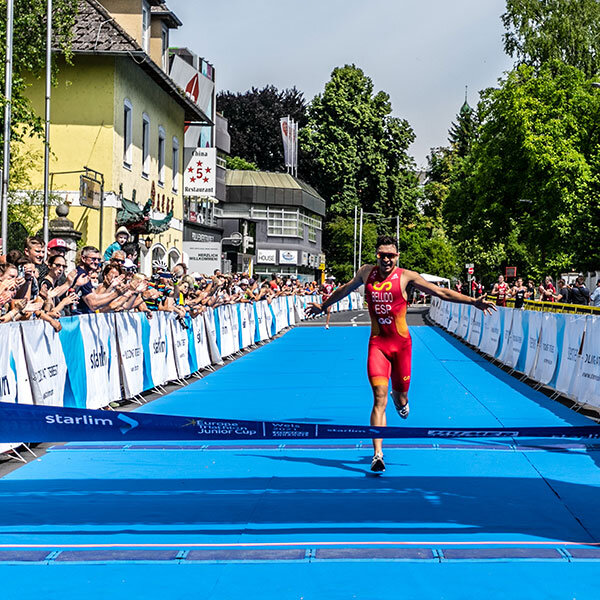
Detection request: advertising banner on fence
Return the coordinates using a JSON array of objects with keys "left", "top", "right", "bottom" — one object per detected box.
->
[
  {"left": 504, "top": 309, "right": 525, "bottom": 369},
  {"left": 20, "top": 320, "right": 66, "bottom": 406},
  {"left": 202, "top": 308, "right": 222, "bottom": 364},
  {"left": 170, "top": 317, "right": 191, "bottom": 379},
  {"left": 448, "top": 304, "right": 460, "bottom": 334},
  {"left": 0, "top": 322, "right": 33, "bottom": 405},
  {"left": 191, "top": 313, "right": 212, "bottom": 369},
  {"left": 572, "top": 315, "right": 600, "bottom": 407},
  {"left": 217, "top": 304, "right": 236, "bottom": 357},
  {"left": 467, "top": 307, "right": 483, "bottom": 347},
  {"left": 255, "top": 301, "right": 270, "bottom": 342},
  {"left": 79, "top": 313, "right": 121, "bottom": 409},
  {"left": 239, "top": 303, "right": 253, "bottom": 348},
  {"left": 479, "top": 306, "right": 501, "bottom": 356},
  {"left": 532, "top": 312, "right": 559, "bottom": 385},
  {"left": 457, "top": 305, "right": 471, "bottom": 340},
  {"left": 143, "top": 312, "right": 178, "bottom": 388},
  {"left": 496, "top": 308, "right": 514, "bottom": 362},
  {"left": 114, "top": 312, "right": 145, "bottom": 399},
  {"left": 523, "top": 310, "right": 542, "bottom": 377},
  {"left": 554, "top": 314, "right": 587, "bottom": 398}
]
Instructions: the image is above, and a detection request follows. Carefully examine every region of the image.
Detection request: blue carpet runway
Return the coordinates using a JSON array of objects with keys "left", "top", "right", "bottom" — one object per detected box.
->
[{"left": 2, "top": 324, "right": 600, "bottom": 599}]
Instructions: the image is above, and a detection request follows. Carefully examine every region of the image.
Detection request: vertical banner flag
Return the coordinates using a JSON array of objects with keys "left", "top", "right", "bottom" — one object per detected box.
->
[{"left": 280, "top": 117, "right": 291, "bottom": 168}]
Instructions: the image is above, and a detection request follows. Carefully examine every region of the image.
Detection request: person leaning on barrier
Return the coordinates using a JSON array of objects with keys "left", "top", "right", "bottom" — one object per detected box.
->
[
  {"left": 70, "top": 246, "right": 125, "bottom": 315},
  {"left": 590, "top": 280, "right": 600, "bottom": 308},
  {"left": 552, "top": 279, "right": 571, "bottom": 304},
  {"left": 569, "top": 276, "right": 590, "bottom": 306}
]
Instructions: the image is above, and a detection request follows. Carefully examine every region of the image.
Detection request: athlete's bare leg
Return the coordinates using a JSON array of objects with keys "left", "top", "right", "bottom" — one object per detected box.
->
[
  {"left": 391, "top": 389, "right": 409, "bottom": 417},
  {"left": 370, "top": 384, "right": 388, "bottom": 455},
  {"left": 325, "top": 307, "right": 332, "bottom": 329}
]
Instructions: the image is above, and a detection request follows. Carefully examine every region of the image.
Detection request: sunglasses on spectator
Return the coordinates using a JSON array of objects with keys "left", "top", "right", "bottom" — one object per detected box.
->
[
  {"left": 112, "top": 258, "right": 125, "bottom": 264},
  {"left": 86, "top": 256, "right": 101, "bottom": 262},
  {"left": 377, "top": 252, "right": 398, "bottom": 260}
]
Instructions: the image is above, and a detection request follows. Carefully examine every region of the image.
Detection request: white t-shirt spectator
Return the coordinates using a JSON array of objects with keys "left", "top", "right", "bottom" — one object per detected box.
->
[{"left": 590, "top": 284, "right": 600, "bottom": 307}]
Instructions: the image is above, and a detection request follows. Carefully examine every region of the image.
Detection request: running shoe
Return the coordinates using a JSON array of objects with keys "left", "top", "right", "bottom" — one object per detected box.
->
[
  {"left": 393, "top": 396, "right": 410, "bottom": 419},
  {"left": 325, "top": 324, "right": 329, "bottom": 329},
  {"left": 370, "top": 452, "right": 385, "bottom": 472}
]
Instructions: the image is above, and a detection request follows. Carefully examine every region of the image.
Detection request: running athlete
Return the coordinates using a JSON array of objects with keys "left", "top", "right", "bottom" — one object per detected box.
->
[
  {"left": 492, "top": 275, "right": 509, "bottom": 307},
  {"left": 307, "top": 235, "right": 495, "bottom": 473}
]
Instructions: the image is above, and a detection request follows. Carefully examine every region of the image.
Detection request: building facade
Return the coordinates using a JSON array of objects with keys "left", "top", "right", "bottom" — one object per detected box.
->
[{"left": 19, "top": 0, "right": 210, "bottom": 272}]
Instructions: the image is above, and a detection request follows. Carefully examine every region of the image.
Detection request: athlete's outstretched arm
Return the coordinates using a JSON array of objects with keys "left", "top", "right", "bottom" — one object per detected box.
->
[
  {"left": 404, "top": 270, "right": 496, "bottom": 315},
  {"left": 306, "top": 264, "right": 372, "bottom": 317}
]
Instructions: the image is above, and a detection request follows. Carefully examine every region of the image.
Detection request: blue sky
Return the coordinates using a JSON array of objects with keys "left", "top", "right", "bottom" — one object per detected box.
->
[{"left": 168, "top": 0, "right": 514, "bottom": 167}]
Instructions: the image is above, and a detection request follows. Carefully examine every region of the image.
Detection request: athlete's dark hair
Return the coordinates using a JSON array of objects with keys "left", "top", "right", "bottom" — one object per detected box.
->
[{"left": 375, "top": 235, "right": 398, "bottom": 251}]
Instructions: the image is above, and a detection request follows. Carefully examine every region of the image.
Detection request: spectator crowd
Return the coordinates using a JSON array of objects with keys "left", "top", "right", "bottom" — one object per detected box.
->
[
  {"left": 454, "top": 274, "right": 600, "bottom": 308},
  {"left": 0, "top": 229, "right": 331, "bottom": 332}
]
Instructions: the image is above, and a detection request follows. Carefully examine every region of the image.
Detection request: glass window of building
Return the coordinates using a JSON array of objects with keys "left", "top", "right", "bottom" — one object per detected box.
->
[
  {"left": 172, "top": 137, "right": 179, "bottom": 192},
  {"left": 142, "top": 113, "right": 150, "bottom": 177},
  {"left": 141, "top": 1, "right": 150, "bottom": 52},
  {"left": 158, "top": 126, "right": 166, "bottom": 186},
  {"left": 123, "top": 99, "right": 132, "bottom": 167},
  {"left": 161, "top": 24, "right": 169, "bottom": 71}
]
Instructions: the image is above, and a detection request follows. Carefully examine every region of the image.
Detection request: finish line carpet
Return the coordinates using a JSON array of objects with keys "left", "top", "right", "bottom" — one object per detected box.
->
[{"left": 2, "top": 325, "right": 600, "bottom": 599}]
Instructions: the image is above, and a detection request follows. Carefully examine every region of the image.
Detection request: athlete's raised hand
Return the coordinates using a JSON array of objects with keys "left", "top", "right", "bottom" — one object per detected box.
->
[
  {"left": 305, "top": 302, "right": 324, "bottom": 318},
  {"left": 473, "top": 297, "right": 497, "bottom": 315}
]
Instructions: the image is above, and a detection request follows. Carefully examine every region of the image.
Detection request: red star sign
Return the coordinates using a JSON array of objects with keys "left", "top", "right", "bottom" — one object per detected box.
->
[
  {"left": 190, "top": 177, "right": 196, "bottom": 182},
  {"left": 205, "top": 167, "right": 211, "bottom": 173},
  {"left": 197, "top": 161, "right": 203, "bottom": 167},
  {"left": 204, "top": 177, "right": 209, "bottom": 183},
  {"left": 187, "top": 167, "right": 193, "bottom": 173}
]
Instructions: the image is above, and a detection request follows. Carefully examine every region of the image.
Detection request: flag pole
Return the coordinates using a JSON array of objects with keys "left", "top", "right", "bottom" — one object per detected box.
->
[
  {"left": 1, "top": 0, "right": 14, "bottom": 255},
  {"left": 42, "top": 0, "right": 53, "bottom": 251}
]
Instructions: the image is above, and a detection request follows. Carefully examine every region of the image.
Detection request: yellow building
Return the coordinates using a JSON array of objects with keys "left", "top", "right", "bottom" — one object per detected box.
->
[{"left": 20, "top": 0, "right": 210, "bottom": 272}]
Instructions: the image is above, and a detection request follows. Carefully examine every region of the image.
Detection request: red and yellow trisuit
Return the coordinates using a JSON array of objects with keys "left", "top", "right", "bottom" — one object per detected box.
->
[{"left": 365, "top": 266, "right": 412, "bottom": 393}]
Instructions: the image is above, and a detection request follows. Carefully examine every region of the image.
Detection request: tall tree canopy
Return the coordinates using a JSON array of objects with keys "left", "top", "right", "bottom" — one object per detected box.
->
[
  {"left": 301, "top": 64, "right": 419, "bottom": 225},
  {"left": 217, "top": 85, "right": 306, "bottom": 172},
  {"left": 443, "top": 61, "right": 600, "bottom": 281},
  {"left": 502, "top": 0, "right": 600, "bottom": 77}
]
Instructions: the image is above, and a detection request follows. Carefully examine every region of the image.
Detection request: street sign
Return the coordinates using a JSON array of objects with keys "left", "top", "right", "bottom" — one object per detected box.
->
[
  {"left": 80, "top": 174, "right": 102, "bottom": 209},
  {"left": 465, "top": 263, "right": 474, "bottom": 269},
  {"left": 468, "top": 267, "right": 474, "bottom": 275}
]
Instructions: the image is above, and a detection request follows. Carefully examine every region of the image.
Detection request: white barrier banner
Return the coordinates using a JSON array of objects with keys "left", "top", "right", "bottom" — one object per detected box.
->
[
  {"left": 457, "top": 305, "right": 471, "bottom": 340},
  {"left": 467, "top": 307, "right": 483, "bottom": 347},
  {"left": 170, "top": 316, "right": 191, "bottom": 379},
  {"left": 0, "top": 322, "right": 33, "bottom": 405},
  {"left": 20, "top": 320, "right": 66, "bottom": 406},
  {"left": 239, "top": 303, "right": 253, "bottom": 349},
  {"left": 448, "top": 304, "right": 460, "bottom": 334},
  {"left": 287, "top": 296, "right": 296, "bottom": 327},
  {"left": 273, "top": 297, "right": 286, "bottom": 333},
  {"left": 479, "top": 306, "right": 501, "bottom": 356},
  {"left": 146, "top": 311, "right": 178, "bottom": 387},
  {"left": 114, "top": 312, "right": 145, "bottom": 399},
  {"left": 531, "top": 312, "right": 559, "bottom": 385},
  {"left": 443, "top": 301, "right": 451, "bottom": 328},
  {"left": 496, "top": 308, "right": 514, "bottom": 361},
  {"left": 523, "top": 310, "right": 543, "bottom": 377},
  {"left": 202, "top": 308, "right": 222, "bottom": 364},
  {"left": 265, "top": 301, "right": 275, "bottom": 337},
  {"left": 191, "top": 313, "right": 211, "bottom": 370},
  {"left": 294, "top": 296, "right": 304, "bottom": 322},
  {"left": 255, "top": 301, "right": 270, "bottom": 342},
  {"left": 504, "top": 308, "right": 525, "bottom": 369},
  {"left": 79, "top": 313, "right": 121, "bottom": 409},
  {"left": 571, "top": 315, "right": 600, "bottom": 407},
  {"left": 217, "top": 305, "right": 235, "bottom": 358},
  {"left": 230, "top": 304, "right": 241, "bottom": 353},
  {"left": 554, "top": 314, "right": 586, "bottom": 398}
]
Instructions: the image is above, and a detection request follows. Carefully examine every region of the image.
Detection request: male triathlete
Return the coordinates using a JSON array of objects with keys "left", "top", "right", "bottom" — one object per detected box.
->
[
  {"left": 322, "top": 276, "right": 335, "bottom": 329},
  {"left": 307, "top": 235, "right": 495, "bottom": 472},
  {"left": 492, "top": 275, "right": 509, "bottom": 307}
]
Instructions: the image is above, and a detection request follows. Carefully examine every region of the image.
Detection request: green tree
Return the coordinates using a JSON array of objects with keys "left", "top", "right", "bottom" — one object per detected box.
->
[
  {"left": 217, "top": 85, "right": 306, "bottom": 172},
  {"left": 325, "top": 216, "right": 377, "bottom": 282},
  {"left": 225, "top": 155, "right": 258, "bottom": 171},
  {"left": 502, "top": 0, "right": 600, "bottom": 77},
  {"left": 443, "top": 61, "right": 600, "bottom": 282},
  {"left": 302, "top": 65, "right": 418, "bottom": 225},
  {"left": 0, "top": 0, "right": 77, "bottom": 152}
]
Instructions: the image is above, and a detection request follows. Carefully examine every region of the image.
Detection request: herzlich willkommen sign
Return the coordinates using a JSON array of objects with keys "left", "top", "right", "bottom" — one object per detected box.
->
[{"left": 184, "top": 148, "right": 216, "bottom": 196}]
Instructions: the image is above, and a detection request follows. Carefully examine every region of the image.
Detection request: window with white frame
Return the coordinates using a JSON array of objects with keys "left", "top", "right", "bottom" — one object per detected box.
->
[
  {"left": 123, "top": 99, "right": 132, "bottom": 167},
  {"left": 141, "top": 113, "right": 150, "bottom": 177},
  {"left": 172, "top": 136, "right": 179, "bottom": 192},
  {"left": 251, "top": 206, "right": 322, "bottom": 239},
  {"left": 161, "top": 23, "right": 169, "bottom": 71},
  {"left": 141, "top": 1, "right": 150, "bottom": 52},
  {"left": 158, "top": 126, "right": 165, "bottom": 185}
]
